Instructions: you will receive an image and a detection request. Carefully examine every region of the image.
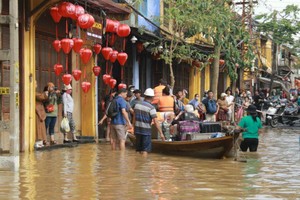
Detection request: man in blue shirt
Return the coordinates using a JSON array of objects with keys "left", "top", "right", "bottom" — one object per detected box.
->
[
  {"left": 188, "top": 93, "right": 200, "bottom": 110},
  {"left": 110, "top": 88, "right": 132, "bottom": 151}
]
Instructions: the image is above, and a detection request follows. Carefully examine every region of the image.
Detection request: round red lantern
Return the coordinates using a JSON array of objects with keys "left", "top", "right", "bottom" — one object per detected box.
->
[
  {"left": 117, "top": 52, "right": 128, "bottom": 66},
  {"left": 103, "top": 74, "right": 111, "bottom": 85},
  {"left": 52, "top": 40, "right": 61, "bottom": 53},
  {"left": 219, "top": 59, "right": 225, "bottom": 65},
  {"left": 102, "top": 47, "right": 113, "bottom": 61},
  {"left": 106, "top": 19, "right": 120, "bottom": 33},
  {"left": 109, "top": 79, "right": 117, "bottom": 88},
  {"left": 81, "top": 81, "right": 91, "bottom": 93},
  {"left": 72, "top": 69, "right": 82, "bottom": 81},
  {"left": 109, "top": 50, "right": 118, "bottom": 63},
  {"left": 117, "top": 24, "right": 131, "bottom": 38},
  {"left": 61, "top": 38, "right": 74, "bottom": 54},
  {"left": 118, "top": 83, "right": 127, "bottom": 90},
  {"left": 54, "top": 64, "right": 63, "bottom": 76},
  {"left": 93, "top": 66, "right": 101, "bottom": 76},
  {"left": 78, "top": 14, "right": 94, "bottom": 29},
  {"left": 62, "top": 74, "right": 72, "bottom": 85},
  {"left": 79, "top": 48, "right": 93, "bottom": 65},
  {"left": 70, "top": 5, "right": 85, "bottom": 20},
  {"left": 50, "top": 6, "right": 62, "bottom": 23},
  {"left": 58, "top": 2, "right": 75, "bottom": 18},
  {"left": 136, "top": 42, "right": 144, "bottom": 53},
  {"left": 93, "top": 44, "right": 102, "bottom": 55}
]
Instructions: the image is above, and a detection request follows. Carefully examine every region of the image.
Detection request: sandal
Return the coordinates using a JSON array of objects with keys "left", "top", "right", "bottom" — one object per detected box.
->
[
  {"left": 50, "top": 140, "right": 58, "bottom": 145},
  {"left": 43, "top": 141, "right": 49, "bottom": 146}
]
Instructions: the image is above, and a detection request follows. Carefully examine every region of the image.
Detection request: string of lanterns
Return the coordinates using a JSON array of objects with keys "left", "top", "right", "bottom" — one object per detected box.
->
[{"left": 50, "top": 1, "right": 131, "bottom": 93}]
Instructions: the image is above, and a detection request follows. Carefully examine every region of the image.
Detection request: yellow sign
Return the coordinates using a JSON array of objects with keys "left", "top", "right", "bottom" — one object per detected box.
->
[
  {"left": 93, "top": 22, "right": 102, "bottom": 30},
  {"left": 0, "top": 87, "right": 9, "bottom": 95}
]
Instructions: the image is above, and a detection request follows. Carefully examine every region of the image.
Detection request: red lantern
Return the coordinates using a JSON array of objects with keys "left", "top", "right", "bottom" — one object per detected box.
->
[
  {"left": 50, "top": 7, "right": 62, "bottom": 23},
  {"left": 73, "top": 38, "right": 83, "bottom": 53},
  {"left": 54, "top": 64, "right": 63, "bottom": 76},
  {"left": 103, "top": 74, "right": 111, "bottom": 85},
  {"left": 72, "top": 69, "right": 82, "bottom": 81},
  {"left": 81, "top": 81, "right": 91, "bottom": 93},
  {"left": 106, "top": 19, "right": 120, "bottom": 33},
  {"left": 61, "top": 38, "right": 74, "bottom": 54},
  {"left": 102, "top": 47, "right": 113, "bottom": 60},
  {"left": 78, "top": 14, "right": 94, "bottom": 29},
  {"left": 93, "top": 44, "right": 102, "bottom": 55},
  {"left": 58, "top": 2, "right": 75, "bottom": 18},
  {"left": 136, "top": 42, "right": 144, "bottom": 53},
  {"left": 70, "top": 5, "right": 85, "bottom": 21},
  {"left": 108, "top": 33, "right": 117, "bottom": 46},
  {"left": 52, "top": 40, "right": 61, "bottom": 53},
  {"left": 93, "top": 66, "right": 101, "bottom": 76},
  {"left": 219, "top": 59, "right": 225, "bottom": 65},
  {"left": 117, "top": 24, "right": 131, "bottom": 37},
  {"left": 117, "top": 52, "right": 128, "bottom": 66},
  {"left": 79, "top": 48, "right": 93, "bottom": 65},
  {"left": 118, "top": 83, "right": 127, "bottom": 90},
  {"left": 62, "top": 74, "right": 72, "bottom": 85},
  {"left": 192, "top": 60, "right": 201, "bottom": 68},
  {"left": 109, "top": 50, "right": 118, "bottom": 63},
  {"left": 109, "top": 79, "right": 117, "bottom": 88}
]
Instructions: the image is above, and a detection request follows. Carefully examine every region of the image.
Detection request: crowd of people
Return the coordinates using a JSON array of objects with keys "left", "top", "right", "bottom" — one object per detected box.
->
[{"left": 100, "top": 79, "right": 265, "bottom": 155}]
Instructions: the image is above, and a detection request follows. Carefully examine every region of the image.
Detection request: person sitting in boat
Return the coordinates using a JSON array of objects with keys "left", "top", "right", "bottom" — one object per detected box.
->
[{"left": 236, "top": 105, "right": 262, "bottom": 152}]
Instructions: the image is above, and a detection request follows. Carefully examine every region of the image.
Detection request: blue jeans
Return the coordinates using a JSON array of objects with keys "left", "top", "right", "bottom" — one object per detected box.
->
[{"left": 45, "top": 117, "right": 57, "bottom": 135}]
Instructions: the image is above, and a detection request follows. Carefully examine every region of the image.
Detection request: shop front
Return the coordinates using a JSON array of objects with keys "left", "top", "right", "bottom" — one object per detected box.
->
[{"left": 20, "top": 0, "right": 131, "bottom": 151}]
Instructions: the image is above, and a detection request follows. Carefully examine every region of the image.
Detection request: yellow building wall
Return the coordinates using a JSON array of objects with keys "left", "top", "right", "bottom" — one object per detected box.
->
[
  {"left": 189, "top": 67, "right": 201, "bottom": 98},
  {"left": 22, "top": 0, "right": 96, "bottom": 152},
  {"left": 205, "top": 65, "right": 210, "bottom": 91}
]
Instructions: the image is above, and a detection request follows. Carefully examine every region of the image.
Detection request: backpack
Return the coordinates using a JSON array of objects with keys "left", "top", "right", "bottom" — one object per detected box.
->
[
  {"left": 206, "top": 99, "right": 217, "bottom": 114},
  {"left": 106, "top": 98, "right": 119, "bottom": 118}
]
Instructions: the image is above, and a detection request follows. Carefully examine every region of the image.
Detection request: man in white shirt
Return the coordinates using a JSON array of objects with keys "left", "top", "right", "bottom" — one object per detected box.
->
[{"left": 62, "top": 84, "right": 79, "bottom": 143}]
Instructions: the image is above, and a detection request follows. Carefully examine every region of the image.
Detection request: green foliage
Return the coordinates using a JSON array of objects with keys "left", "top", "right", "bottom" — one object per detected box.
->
[
  {"left": 154, "top": 0, "right": 256, "bottom": 85},
  {"left": 255, "top": 5, "right": 300, "bottom": 45}
]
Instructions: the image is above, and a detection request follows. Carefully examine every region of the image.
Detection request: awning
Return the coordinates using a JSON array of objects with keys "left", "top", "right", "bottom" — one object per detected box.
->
[
  {"left": 82, "top": 0, "right": 131, "bottom": 15},
  {"left": 257, "top": 76, "right": 290, "bottom": 94}
]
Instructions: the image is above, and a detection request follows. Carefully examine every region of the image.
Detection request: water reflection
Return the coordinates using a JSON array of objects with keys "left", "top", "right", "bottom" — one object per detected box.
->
[{"left": 0, "top": 128, "right": 300, "bottom": 199}]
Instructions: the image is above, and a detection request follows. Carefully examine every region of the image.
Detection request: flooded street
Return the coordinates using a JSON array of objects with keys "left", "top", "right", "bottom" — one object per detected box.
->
[{"left": 1, "top": 128, "right": 300, "bottom": 199}]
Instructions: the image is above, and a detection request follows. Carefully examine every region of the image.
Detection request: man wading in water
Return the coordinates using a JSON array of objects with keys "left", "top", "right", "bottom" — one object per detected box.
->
[{"left": 133, "top": 88, "right": 165, "bottom": 156}]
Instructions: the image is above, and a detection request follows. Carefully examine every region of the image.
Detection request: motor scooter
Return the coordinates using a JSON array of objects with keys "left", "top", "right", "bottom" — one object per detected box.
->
[{"left": 269, "top": 101, "right": 299, "bottom": 128}]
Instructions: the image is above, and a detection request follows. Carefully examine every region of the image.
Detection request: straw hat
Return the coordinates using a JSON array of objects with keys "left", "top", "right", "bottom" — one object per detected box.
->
[
  {"left": 246, "top": 105, "right": 257, "bottom": 114},
  {"left": 221, "top": 93, "right": 227, "bottom": 98},
  {"left": 185, "top": 104, "right": 194, "bottom": 113}
]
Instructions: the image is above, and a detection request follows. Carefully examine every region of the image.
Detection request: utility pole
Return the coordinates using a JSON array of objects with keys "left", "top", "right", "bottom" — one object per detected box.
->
[
  {"left": 235, "top": 0, "right": 257, "bottom": 92},
  {"left": 0, "top": 0, "right": 19, "bottom": 171}
]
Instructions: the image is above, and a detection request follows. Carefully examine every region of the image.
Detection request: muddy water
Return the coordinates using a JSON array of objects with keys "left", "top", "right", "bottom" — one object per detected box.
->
[{"left": 1, "top": 128, "right": 300, "bottom": 199}]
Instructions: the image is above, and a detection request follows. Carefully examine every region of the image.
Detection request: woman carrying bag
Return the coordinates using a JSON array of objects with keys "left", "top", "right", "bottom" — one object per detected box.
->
[{"left": 44, "top": 82, "right": 61, "bottom": 145}]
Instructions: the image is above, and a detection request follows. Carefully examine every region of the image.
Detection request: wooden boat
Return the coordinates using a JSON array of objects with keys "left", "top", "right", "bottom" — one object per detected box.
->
[{"left": 127, "top": 133, "right": 235, "bottom": 159}]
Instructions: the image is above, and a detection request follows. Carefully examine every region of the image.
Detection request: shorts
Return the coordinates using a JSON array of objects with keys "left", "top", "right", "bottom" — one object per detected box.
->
[
  {"left": 240, "top": 138, "right": 259, "bottom": 152},
  {"left": 135, "top": 134, "right": 152, "bottom": 152},
  {"left": 110, "top": 125, "right": 127, "bottom": 141}
]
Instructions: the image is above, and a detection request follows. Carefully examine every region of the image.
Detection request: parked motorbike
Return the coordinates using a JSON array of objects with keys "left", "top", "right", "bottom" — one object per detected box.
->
[{"left": 268, "top": 100, "right": 299, "bottom": 128}]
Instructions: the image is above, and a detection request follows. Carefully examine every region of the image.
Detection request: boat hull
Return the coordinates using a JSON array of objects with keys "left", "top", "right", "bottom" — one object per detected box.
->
[{"left": 128, "top": 134, "right": 234, "bottom": 159}]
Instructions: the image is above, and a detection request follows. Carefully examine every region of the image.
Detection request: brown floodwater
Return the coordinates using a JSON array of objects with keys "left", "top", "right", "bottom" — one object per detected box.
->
[{"left": 1, "top": 128, "right": 300, "bottom": 200}]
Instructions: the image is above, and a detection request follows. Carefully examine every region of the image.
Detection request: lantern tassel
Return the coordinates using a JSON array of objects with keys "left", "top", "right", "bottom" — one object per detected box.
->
[
  {"left": 123, "top": 39, "right": 126, "bottom": 51},
  {"left": 56, "top": 25, "right": 58, "bottom": 40},
  {"left": 110, "top": 63, "right": 114, "bottom": 75},
  {"left": 121, "top": 66, "right": 124, "bottom": 81},
  {"left": 66, "top": 56, "right": 68, "bottom": 73},
  {"left": 106, "top": 61, "right": 108, "bottom": 74}
]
